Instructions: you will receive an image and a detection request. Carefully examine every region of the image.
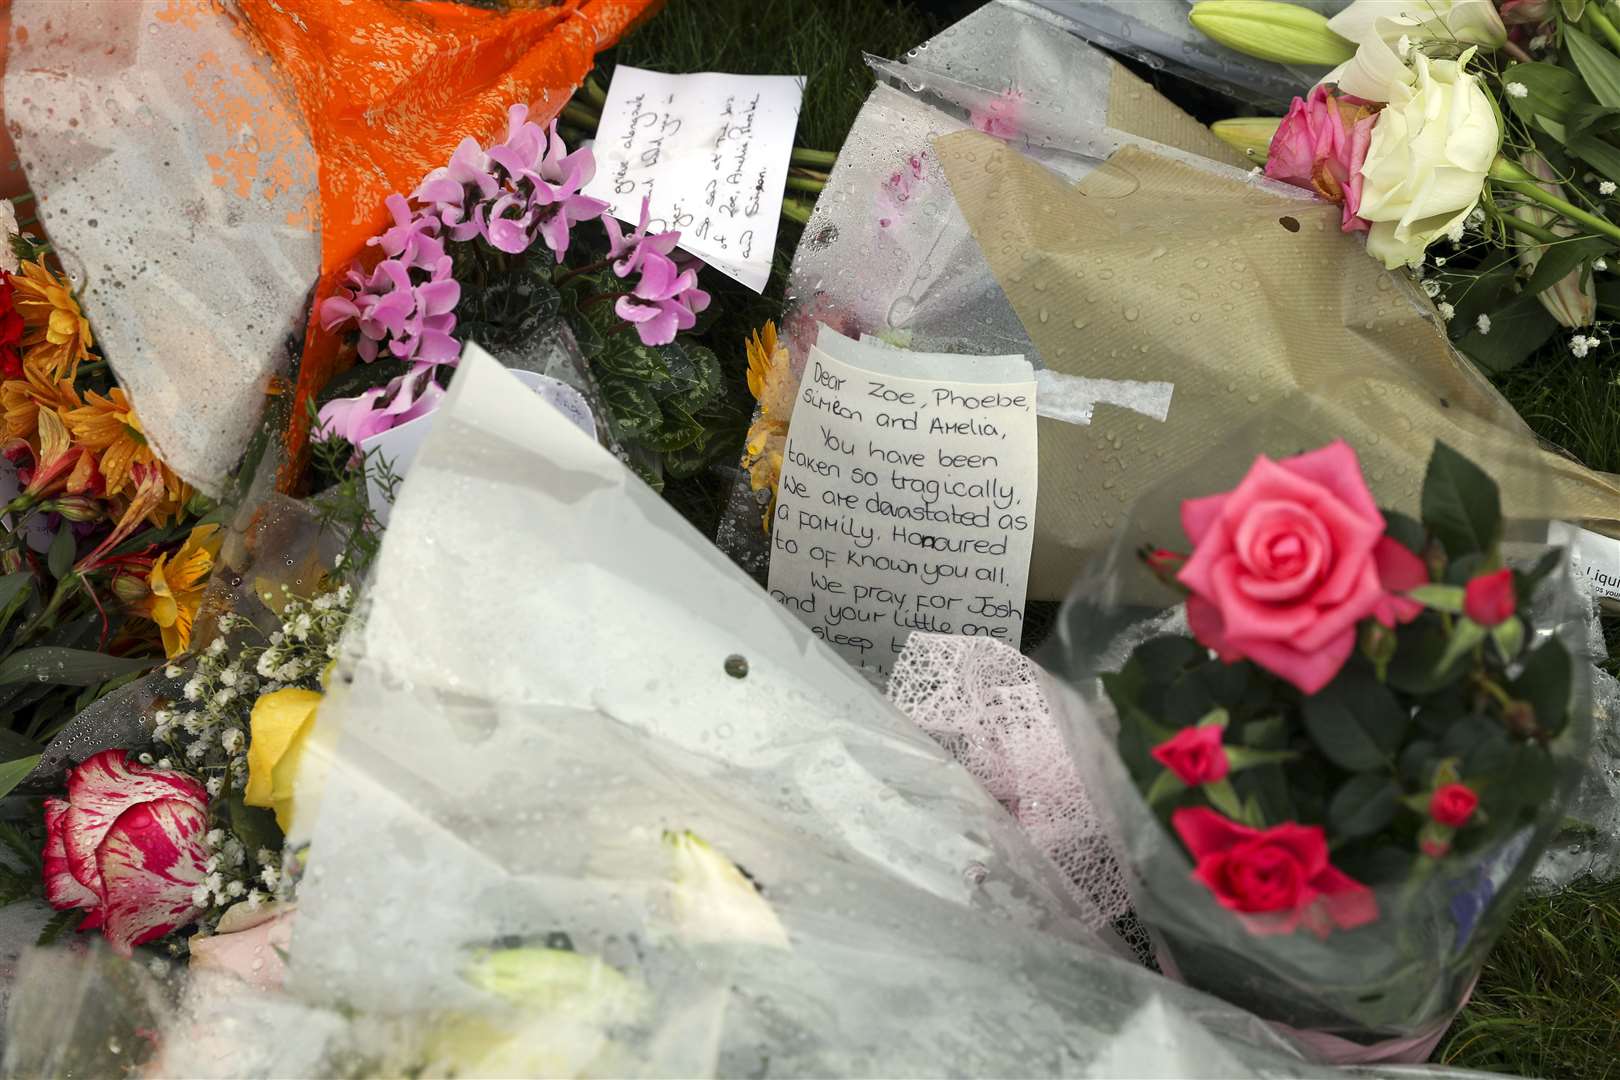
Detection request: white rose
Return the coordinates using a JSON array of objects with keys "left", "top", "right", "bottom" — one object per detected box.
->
[
  {"left": 1322, "top": 0, "right": 1506, "bottom": 102},
  {"left": 1357, "top": 51, "right": 1501, "bottom": 269}
]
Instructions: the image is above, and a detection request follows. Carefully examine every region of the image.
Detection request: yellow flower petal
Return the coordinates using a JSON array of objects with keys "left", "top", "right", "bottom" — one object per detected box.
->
[{"left": 246, "top": 688, "right": 322, "bottom": 833}]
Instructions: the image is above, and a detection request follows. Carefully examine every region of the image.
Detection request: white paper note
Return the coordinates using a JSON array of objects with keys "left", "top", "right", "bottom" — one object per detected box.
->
[
  {"left": 360, "top": 346, "right": 596, "bottom": 525},
  {"left": 767, "top": 329, "right": 1039, "bottom": 682},
  {"left": 1549, "top": 521, "right": 1620, "bottom": 602},
  {"left": 583, "top": 65, "right": 805, "bottom": 293}
]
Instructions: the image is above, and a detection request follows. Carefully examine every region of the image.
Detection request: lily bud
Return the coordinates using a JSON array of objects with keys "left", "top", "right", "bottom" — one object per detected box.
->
[
  {"left": 41, "top": 496, "right": 101, "bottom": 523},
  {"left": 1211, "top": 117, "right": 1283, "bottom": 163},
  {"left": 0, "top": 548, "right": 20, "bottom": 575},
  {"left": 1515, "top": 152, "right": 1596, "bottom": 328},
  {"left": 1188, "top": 1, "right": 1355, "bottom": 66},
  {"left": 110, "top": 570, "right": 152, "bottom": 606}
]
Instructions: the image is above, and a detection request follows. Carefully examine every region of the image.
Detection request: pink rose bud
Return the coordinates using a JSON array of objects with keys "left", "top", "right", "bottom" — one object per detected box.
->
[
  {"left": 1500, "top": 0, "right": 1551, "bottom": 24},
  {"left": 1429, "top": 783, "right": 1479, "bottom": 829},
  {"left": 1265, "top": 85, "right": 1380, "bottom": 234},
  {"left": 1420, "top": 837, "right": 1451, "bottom": 859},
  {"left": 1151, "top": 724, "right": 1230, "bottom": 786},
  {"left": 1463, "top": 568, "right": 1516, "bottom": 627}
]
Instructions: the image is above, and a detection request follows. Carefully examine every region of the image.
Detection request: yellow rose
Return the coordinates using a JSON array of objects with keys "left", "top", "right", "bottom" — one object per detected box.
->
[
  {"left": 245, "top": 687, "right": 322, "bottom": 834},
  {"left": 1356, "top": 51, "right": 1500, "bottom": 269}
]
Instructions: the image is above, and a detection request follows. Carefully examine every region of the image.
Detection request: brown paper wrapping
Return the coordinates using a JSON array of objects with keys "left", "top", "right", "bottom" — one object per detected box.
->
[
  {"left": 936, "top": 131, "right": 1620, "bottom": 600},
  {"left": 1105, "top": 62, "right": 1249, "bottom": 170}
]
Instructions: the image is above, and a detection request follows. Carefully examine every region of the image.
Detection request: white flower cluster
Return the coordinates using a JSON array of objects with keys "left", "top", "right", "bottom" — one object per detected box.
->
[
  {"left": 150, "top": 584, "right": 356, "bottom": 920},
  {"left": 1570, "top": 333, "right": 1603, "bottom": 358}
]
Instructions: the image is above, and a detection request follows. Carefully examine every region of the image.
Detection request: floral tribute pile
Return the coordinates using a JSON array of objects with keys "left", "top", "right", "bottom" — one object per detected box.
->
[
  {"left": 1102, "top": 437, "right": 1581, "bottom": 1042},
  {"left": 1197, "top": 0, "right": 1620, "bottom": 373},
  {"left": 313, "top": 105, "right": 740, "bottom": 486}
]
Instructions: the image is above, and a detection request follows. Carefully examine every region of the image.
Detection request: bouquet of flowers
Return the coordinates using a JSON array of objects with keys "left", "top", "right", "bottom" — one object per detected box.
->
[
  {"left": 1195, "top": 0, "right": 1620, "bottom": 372},
  {"left": 0, "top": 209, "right": 220, "bottom": 792},
  {"left": 1044, "top": 434, "right": 1591, "bottom": 1061}
]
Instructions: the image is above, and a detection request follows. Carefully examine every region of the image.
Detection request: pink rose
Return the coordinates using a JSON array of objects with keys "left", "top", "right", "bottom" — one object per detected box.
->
[
  {"left": 1499, "top": 0, "right": 1551, "bottom": 23},
  {"left": 189, "top": 902, "right": 296, "bottom": 991},
  {"left": 1463, "top": 568, "right": 1516, "bottom": 627},
  {"left": 1151, "top": 725, "right": 1229, "bottom": 786},
  {"left": 43, "top": 749, "right": 210, "bottom": 956},
  {"left": 1173, "top": 807, "right": 1377, "bottom": 938},
  {"left": 1371, "top": 535, "right": 1428, "bottom": 627},
  {"left": 1265, "top": 85, "right": 1380, "bottom": 234},
  {"left": 1178, "top": 441, "right": 1388, "bottom": 694},
  {"left": 1429, "top": 783, "right": 1479, "bottom": 829}
]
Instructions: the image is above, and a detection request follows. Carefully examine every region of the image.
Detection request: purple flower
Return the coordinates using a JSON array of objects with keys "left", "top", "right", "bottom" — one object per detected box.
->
[
  {"left": 315, "top": 368, "right": 446, "bottom": 447},
  {"left": 319, "top": 251, "right": 461, "bottom": 367},
  {"left": 415, "top": 138, "right": 498, "bottom": 243},
  {"left": 614, "top": 250, "right": 710, "bottom": 347},
  {"left": 602, "top": 196, "right": 680, "bottom": 279}
]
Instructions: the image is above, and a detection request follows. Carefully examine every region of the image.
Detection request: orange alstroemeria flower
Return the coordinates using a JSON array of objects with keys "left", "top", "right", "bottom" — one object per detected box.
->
[
  {"left": 137, "top": 523, "right": 223, "bottom": 658},
  {"left": 8, "top": 407, "right": 101, "bottom": 501},
  {"left": 10, "top": 259, "right": 93, "bottom": 381},
  {"left": 1, "top": 363, "right": 81, "bottom": 443},
  {"left": 64, "top": 388, "right": 160, "bottom": 499}
]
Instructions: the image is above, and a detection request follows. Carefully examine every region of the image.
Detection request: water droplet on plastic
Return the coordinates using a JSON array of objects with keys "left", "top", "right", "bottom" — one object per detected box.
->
[{"left": 724, "top": 654, "right": 749, "bottom": 679}]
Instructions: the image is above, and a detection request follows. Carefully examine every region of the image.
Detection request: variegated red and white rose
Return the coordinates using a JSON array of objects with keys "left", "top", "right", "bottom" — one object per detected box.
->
[{"left": 43, "top": 749, "right": 210, "bottom": 955}]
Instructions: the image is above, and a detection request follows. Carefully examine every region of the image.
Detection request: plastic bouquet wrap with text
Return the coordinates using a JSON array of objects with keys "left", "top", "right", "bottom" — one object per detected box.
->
[{"left": 1043, "top": 431, "right": 1594, "bottom": 1061}]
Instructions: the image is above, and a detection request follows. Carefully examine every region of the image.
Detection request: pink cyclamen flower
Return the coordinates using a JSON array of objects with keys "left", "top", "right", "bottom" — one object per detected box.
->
[
  {"left": 1429, "top": 783, "right": 1479, "bottom": 829},
  {"left": 615, "top": 250, "right": 711, "bottom": 347},
  {"left": 319, "top": 251, "right": 460, "bottom": 367},
  {"left": 1178, "top": 440, "right": 1388, "bottom": 695},
  {"left": 1173, "top": 807, "right": 1378, "bottom": 938},
  {"left": 414, "top": 137, "right": 499, "bottom": 243},
  {"left": 603, "top": 195, "right": 682, "bottom": 280},
  {"left": 316, "top": 368, "right": 446, "bottom": 447},
  {"left": 43, "top": 750, "right": 210, "bottom": 956},
  {"left": 1266, "top": 85, "right": 1381, "bottom": 235},
  {"left": 970, "top": 87, "right": 1025, "bottom": 141},
  {"left": 1371, "top": 535, "right": 1428, "bottom": 627},
  {"left": 1151, "top": 725, "right": 1229, "bottom": 786},
  {"left": 1463, "top": 568, "right": 1516, "bottom": 627}
]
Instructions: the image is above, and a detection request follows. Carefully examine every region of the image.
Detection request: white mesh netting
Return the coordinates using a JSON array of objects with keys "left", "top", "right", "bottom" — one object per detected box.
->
[{"left": 886, "top": 633, "right": 1137, "bottom": 943}]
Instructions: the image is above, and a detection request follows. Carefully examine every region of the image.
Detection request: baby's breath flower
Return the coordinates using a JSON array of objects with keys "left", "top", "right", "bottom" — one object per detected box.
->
[
  {"left": 221, "top": 728, "right": 244, "bottom": 754},
  {"left": 226, "top": 880, "right": 245, "bottom": 897},
  {"left": 183, "top": 679, "right": 202, "bottom": 702},
  {"left": 1602, "top": 181, "right": 1617, "bottom": 196},
  {"left": 206, "top": 829, "right": 225, "bottom": 847},
  {"left": 207, "top": 638, "right": 227, "bottom": 658},
  {"left": 206, "top": 776, "right": 224, "bottom": 797},
  {"left": 256, "top": 847, "right": 276, "bottom": 866},
  {"left": 1438, "top": 301, "right": 1455, "bottom": 321},
  {"left": 1476, "top": 313, "right": 1492, "bottom": 335},
  {"left": 1505, "top": 81, "right": 1528, "bottom": 99},
  {"left": 260, "top": 865, "right": 281, "bottom": 889},
  {"left": 164, "top": 665, "right": 183, "bottom": 679}
]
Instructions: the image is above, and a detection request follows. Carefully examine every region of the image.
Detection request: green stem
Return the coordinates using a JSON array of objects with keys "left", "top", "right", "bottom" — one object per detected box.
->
[
  {"left": 791, "top": 148, "right": 837, "bottom": 169},
  {"left": 785, "top": 176, "right": 825, "bottom": 194},
  {"left": 1490, "top": 157, "right": 1620, "bottom": 245},
  {"left": 584, "top": 74, "right": 608, "bottom": 111},
  {"left": 1586, "top": 3, "right": 1620, "bottom": 54},
  {"left": 781, "top": 199, "right": 813, "bottom": 225},
  {"left": 8, "top": 192, "right": 34, "bottom": 206},
  {"left": 1497, "top": 211, "right": 1563, "bottom": 246},
  {"left": 561, "top": 100, "right": 600, "bottom": 133},
  {"left": 12, "top": 573, "right": 77, "bottom": 647},
  {"left": 555, "top": 255, "right": 617, "bottom": 286}
]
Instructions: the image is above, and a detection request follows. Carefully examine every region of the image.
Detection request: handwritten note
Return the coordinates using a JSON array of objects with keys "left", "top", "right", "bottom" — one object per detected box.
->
[
  {"left": 583, "top": 65, "right": 805, "bottom": 293},
  {"left": 766, "top": 328, "right": 1039, "bottom": 682}
]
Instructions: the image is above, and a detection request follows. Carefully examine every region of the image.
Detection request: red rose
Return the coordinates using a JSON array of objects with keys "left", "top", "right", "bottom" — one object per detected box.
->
[
  {"left": 1151, "top": 725, "right": 1229, "bottom": 786},
  {"left": 1370, "top": 535, "right": 1427, "bottom": 627},
  {"left": 1173, "top": 807, "right": 1378, "bottom": 937},
  {"left": 1429, "top": 783, "right": 1478, "bottom": 829},
  {"left": 0, "top": 271, "right": 22, "bottom": 353},
  {"left": 0, "top": 346, "right": 20, "bottom": 380},
  {"left": 1463, "top": 568, "right": 1515, "bottom": 627},
  {"left": 43, "top": 750, "right": 211, "bottom": 956},
  {"left": 1178, "top": 441, "right": 1388, "bottom": 694}
]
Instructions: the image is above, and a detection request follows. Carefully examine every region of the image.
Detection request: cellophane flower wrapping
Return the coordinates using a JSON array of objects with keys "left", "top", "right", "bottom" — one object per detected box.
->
[
  {"left": 1035, "top": 412, "right": 1597, "bottom": 1052},
  {"left": 2, "top": 349, "right": 1517, "bottom": 1080}
]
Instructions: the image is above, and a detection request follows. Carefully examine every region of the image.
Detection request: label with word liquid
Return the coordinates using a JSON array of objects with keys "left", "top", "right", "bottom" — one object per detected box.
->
[
  {"left": 1548, "top": 521, "right": 1620, "bottom": 602},
  {"left": 583, "top": 65, "right": 804, "bottom": 293},
  {"left": 766, "top": 328, "right": 1038, "bottom": 682}
]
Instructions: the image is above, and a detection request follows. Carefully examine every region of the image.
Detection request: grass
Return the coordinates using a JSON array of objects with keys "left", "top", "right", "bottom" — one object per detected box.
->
[
  {"left": 1436, "top": 878, "right": 1620, "bottom": 1077},
  {"left": 607, "top": 5, "right": 1620, "bottom": 1075}
]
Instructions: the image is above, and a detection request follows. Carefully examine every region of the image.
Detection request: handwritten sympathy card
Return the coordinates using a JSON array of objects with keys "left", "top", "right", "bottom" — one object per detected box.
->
[
  {"left": 583, "top": 65, "right": 805, "bottom": 293},
  {"left": 766, "top": 327, "right": 1039, "bottom": 682}
]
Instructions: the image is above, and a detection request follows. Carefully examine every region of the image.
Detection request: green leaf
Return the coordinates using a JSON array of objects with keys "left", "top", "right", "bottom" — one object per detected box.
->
[
  {"left": 1328, "top": 773, "right": 1399, "bottom": 841},
  {"left": 0, "top": 821, "right": 41, "bottom": 875},
  {"left": 1398, "top": 739, "right": 1439, "bottom": 785},
  {"left": 1224, "top": 746, "right": 1299, "bottom": 771},
  {"left": 1381, "top": 510, "right": 1426, "bottom": 556},
  {"left": 1135, "top": 636, "right": 1205, "bottom": 682},
  {"left": 1500, "top": 61, "right": 1593, "bottom": 130},
  {"left": 1568, "top": 131, "right": 1620, "bottom": 186},
  {"left": 1512, "top": 637, "right": 1574, "bottom": 736},
  {"left": 1491, "top": 616, "right": 1525, "bottom": 662},
  {"left": 46, "top": 525, "right": 74, "bottom": 580},
  {"left": 1456, "top": 289, "right": 1558, "bottom": 374},
  {"left": 1524, "top": 236, "right": 1611, "bottom": 299},
  {"left": 1204, "top": 778, "right": 1253, "bottom": 824},
  {"left": 1421, "top": 442, "right": 1501, "bottom": 559},
  {"left": 0, "top": 571, "right": 30, "bottom": 614},
  {"left": 1516, "top": 548, "right": 1564, "bottom": 604},
  {"left": 1566, "top": 26, "right": 1620, "bottom": 108},
  {"left": 35, "top": 906, "right": 78, "bottom": 947},
  {"left": 225, "top": 795, "right": 283, "bottom": 856},
  {"left": 1562, "top": 0, "right": 1589, "bottom": 21},
  {"left": 1145, "top": 768, "right": 1185, "bottom": 807},
  {"left": 0, "top": 755, "right": 39, "bottom": 801},
  {"left": 1435, "top": 618, "right": 1487, "bottom": 674},
  {"left": 598, "top": 376, "right": 662, "bottom": 436},
  {"left": 1408, "top": 584, "right": 1465, "bottom": 613},
  {"left": 1302, "top": 673, "right": 1408, "bottom": 772},
  {"left": 0, "top": 647, "right": 153, "bottom": 688}
]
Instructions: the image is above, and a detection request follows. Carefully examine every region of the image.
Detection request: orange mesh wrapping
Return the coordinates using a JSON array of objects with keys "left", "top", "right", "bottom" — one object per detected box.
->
[{"left": 232, "top": 0, "right": 661, "bottom": 490}]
